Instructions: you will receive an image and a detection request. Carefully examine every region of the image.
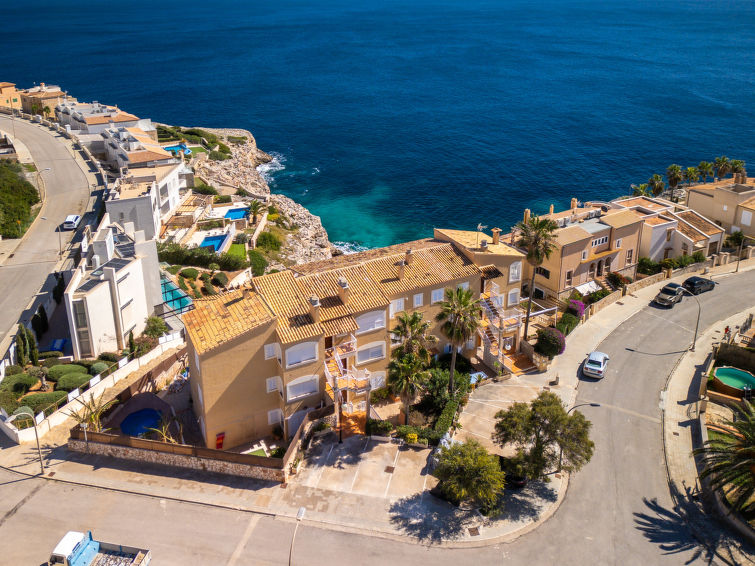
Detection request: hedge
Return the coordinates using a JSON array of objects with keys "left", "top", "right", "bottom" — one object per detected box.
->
[
  {"left": 42, "top": 358, "right": 63, "bottom": 368},
  {"left": 211, "top": 272, "right": 229, "bottom": 287},
  {"left": 366, "top": 418, "right": 394, "bottom": 436},
  {"left": 248, "top": 249, "right": 268, "bottom": 276},
  {"left": 98, "top": 352, "right": 120, "bottom": 363},
  {"left": 203, "top": 278, "right": 217, "bottom": 296},
  {"left": 39, "top": 351, "right": 64, "bottom": 359},
  {"left": 158, "top": 242, "right": 248, "bottom": 272},
  {"left": 395, "top": 425, "right": 443, "bottom": 446},
  {"left": 0, "top": 373, "right": 37, "bottom": 394},
  {"left": 180, "top": 268, "right": 199, "bottom": 280},
  {"left": 56, "top": 373, "right": 91, "bottom": 393},
  {"left": 556, "top": 312, "right": 580, "bottom": 336},
  {"left": 22, "top": 391, "right": 68, "bottom": 414},
  {"left": 0, "top": 389, "right": 19, "bottom": 413},
  {"left": 4, "top": 364, "right": 23, "bottom": 376},
  {"left": 48, "top": 364, "right": 88, "bottom": 381},
  {"left": 434, "top": 398, "right": 460, "bottom": 437}
]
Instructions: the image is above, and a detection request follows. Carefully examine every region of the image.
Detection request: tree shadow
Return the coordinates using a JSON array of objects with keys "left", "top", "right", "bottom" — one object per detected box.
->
[
  {"left": 497, "top": 480, "right": 558, "bottom": 523},
  {"left": 388, "top": 492, "right": 476, "bottom": 543}
]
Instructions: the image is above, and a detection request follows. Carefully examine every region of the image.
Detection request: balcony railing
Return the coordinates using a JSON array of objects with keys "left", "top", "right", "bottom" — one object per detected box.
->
[
  {"left": 324, "top": 366, "right": 373, "bottom": 394},
  {"left": 324, "top": 334, "right": 357, "bottom": 361}
]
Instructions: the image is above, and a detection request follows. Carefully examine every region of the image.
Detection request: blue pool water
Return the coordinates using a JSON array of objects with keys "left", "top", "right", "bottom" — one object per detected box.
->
[
  {"left": 164, "top": 143, "right": 192, "bottom": 155},
  {"left": 120, "top": 408, "right": 162, "bottom": 437},
  {"left": 161, "top": 275, "right": 192, "bottom": 312},
  {"left": 200, "top": 234, "right": 228, "bottom": 252},
  {"left": 224, "top": 208, "right": 249, "bottom": 220}
]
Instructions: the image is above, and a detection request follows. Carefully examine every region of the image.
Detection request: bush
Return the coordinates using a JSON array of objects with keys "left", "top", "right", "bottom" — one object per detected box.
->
[
  {"left": 214, "top": 195, "right": 232, "bottom": 204},
  {"left": 56, "top": 373, "right": 91, "bottom": 392},
  {"left": 23, "top": 391, "right": 67, "bottom": 414},
  {"left": 584, "top": 289, "right": 611, "bottom": 304},
  {"left": 567, "top": 299, "right": 585, "bottom": 318},
  {"left": 434, "top": 398, "right": 460, "bottom": 436},
  {"left": 178, "top": 276, "right": 189, "bottom": 291},
  {"left": 659, "top": 258, "right": 675, "bottom": 271},
  {"left": 157, "top": 242, "right": 248, "bottom": 272},
  {"left": 692, "top": 251, "right": 706, "bottom": 263},
  {"left": 48, "top": 364, "right": 88, "bottom": 381},
  {"left": 556, "top": 312, "right": 579, "bottom": 335},
  {"left": 71, "top": 359, "right": 95, "bottom": 371},
  {"left": 607, "top": 271, "right": 630, "bottom": 288},
  {"left": 370, "top": 387, "right": 393, "bottom": 405},
  {"left": 270, "top": 446, "right": 286, "bottom": 458},
  {"left": 202, "top": 278, "right": 217, "bottom": 296},
  {"left": 90, "top": 361, "right": 109, "bottom": 376},
  {"left": 144, "top": 316, "right": 168, "bottom": 338},
  {"left": 637, "top": 257, "right": 662, "bottom": 275},
  {"left": 39, "top": 351, "right": 63, "bottom": 359},
  {"left": 434, "top": 353, "right": 473, "bottom": 374},
  {"left": 366, "top": 418, "right": 394, "bottom": 436},
  {"left": 236, "top": 188, "right": 250, "bottom": 197},
  {"left": 42, "top": 358, "right": 62, "bottom": 368},
  {"left": 209, "top": 151, "right": 230, "bottom": 161},
  {"left": 98, "top": 352, "right": 120, "bottom": 363},
  {"left": 406, "top": 432, "right": 418, "bottom": 444},
  {"left": 133, "top": 335, "right": 158, "bottom": 358},
  {"left": 216, "top": 141, "right": 232, "bottom": 155},
  {"left": 248, "top": 249, "right": 268, "bottom": 276},
  {"left": 0, "top": 389, "right": 19, "bottom": 413},
  {"left": 0, "top": 161, "right": 40, "bottom": 238},
  {"left": 535, "top": 328, "right": 566, "bottom": 359},
  {"left": 180, "top": 268, "right": 199, "bottom": 280},
  {"left": 193, "top": 182, "right": 218, "bottom": 196},
  {"left": 4, "top": 364, "right": 23, "bottom": 376},
  {"left": 0, "top": 373, "right": 37, "bottom": 394},
  {"left": 257, "top": 231, "right": 282, "bottom": 252},
  {"left": 166, "top": 265, "right": 182, "bottom": 275},
  {"left": 211, "top": 272, "right": 229, "bottom": 287}
]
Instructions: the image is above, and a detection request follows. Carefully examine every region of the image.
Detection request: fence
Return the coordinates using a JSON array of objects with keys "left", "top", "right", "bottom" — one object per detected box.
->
[
  {"left": 625, "top": 272, "right": 667, "bottom": 294},
  {"left": 282, "top": 404, "right": 336, "bottom": 468}
]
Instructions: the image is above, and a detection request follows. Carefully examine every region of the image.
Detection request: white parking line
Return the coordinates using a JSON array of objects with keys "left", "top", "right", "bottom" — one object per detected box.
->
[
  {"left": 383, "top": 446, "right": 402, "bottom": 499},
  {"left": 312, "top": 444, "right": 335, "bottom": 489},
  {"left": 643, "top": 310, "right": 693, "bottom": 333},
  {"left": 467, "top": 398, "right": 514, "bottom": 410}
]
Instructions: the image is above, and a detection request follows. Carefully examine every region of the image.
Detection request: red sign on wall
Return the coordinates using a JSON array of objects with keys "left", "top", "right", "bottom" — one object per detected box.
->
[{"left": 215, "top": 432, "right": 225, "bottom": 450}]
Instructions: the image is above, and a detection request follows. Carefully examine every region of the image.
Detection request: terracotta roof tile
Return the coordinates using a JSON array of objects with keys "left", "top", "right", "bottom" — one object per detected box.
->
[
  {"left": 84, "top": 111, "right": 139, "bottom": 125},
  {"left": 674, "top": 210, "right": 724, "bottom": 236},
  {"left": 320, "top": 316, "right": 359, "bottom": 337},
  {"left": 674, "top": 217, "right": 708, "bottom": 243},
  {"left": 480, "top": 265, "right": 503, "bottom": 279},
  {"left": 253, "top": 270, "right": 322, "bottom": 344}
]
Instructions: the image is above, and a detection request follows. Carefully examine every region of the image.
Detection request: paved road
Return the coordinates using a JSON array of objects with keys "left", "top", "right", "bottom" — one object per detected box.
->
[
  {"left": 1, "top": 271, "right": 753, "bottom": 565},
  {"left": 0, "top": 115, "right": 90, "bottom": 347}
]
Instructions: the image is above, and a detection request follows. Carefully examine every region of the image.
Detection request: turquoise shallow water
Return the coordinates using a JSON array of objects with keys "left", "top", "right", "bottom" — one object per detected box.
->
[
  {"left": 3, "top": 0, "right": 755, "bottom": 249},
  {"left": 715, "top": 367, "right": 755, "bottom": 390}
]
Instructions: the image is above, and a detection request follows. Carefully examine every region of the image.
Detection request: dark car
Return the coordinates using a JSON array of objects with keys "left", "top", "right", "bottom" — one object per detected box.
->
[
  {"left": 683, "top": 276, "right": 715, "bottom": 295},
  {"left": 653, "top": 282, "right": 684, "bottom": 307}
]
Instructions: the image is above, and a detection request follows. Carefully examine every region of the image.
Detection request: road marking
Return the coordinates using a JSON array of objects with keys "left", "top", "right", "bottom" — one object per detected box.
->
[
  {"left": 313, "top": 444, "right": 335, "bottom": 489},
  {"left": 383, "top": 447, "right": 402, "bottom": 499},
  {"left": 643, "top": 310, "right": 693, "bottom": 333},
  {"left": 226, "top": 513, "right": 261, "bottom": 566},
  {"left": 467, "top": 398, "right": 514, "bottom": 410},
  {"left": 348, "top": 458, "right": 363, "bottom": 494},
  {"left": 581, "top": 400, "right": 661, "bottom": 424}
]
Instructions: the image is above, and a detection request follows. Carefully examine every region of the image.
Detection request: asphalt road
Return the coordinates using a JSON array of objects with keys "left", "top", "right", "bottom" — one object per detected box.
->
[
  {"left": 0, "top": 115, "right": 90, "bottom": 347},
  {"left": 0, "top": 271, "right": 753, "bottom": 565}
]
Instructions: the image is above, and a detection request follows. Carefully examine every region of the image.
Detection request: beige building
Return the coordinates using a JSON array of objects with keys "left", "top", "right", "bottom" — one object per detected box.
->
[
  {"left": 184, "top": 233, "right": 524, "bottom": 450},
  {"left": 19, "top": 83, "right": 72, "bottom": 116},
  {"left": 0, "top": 82, "right": 20, "bottom": 110},
  {"left": 686, "top": 175, "right": 755, "bottom": 239}
]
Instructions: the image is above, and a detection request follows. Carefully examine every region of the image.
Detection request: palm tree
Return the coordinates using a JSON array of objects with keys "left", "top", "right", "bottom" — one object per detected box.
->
[
  {"left": 714, "top": 156, "right": 731, "bottom": 180},
  {"left": 683, "top": 166, "right": 700, "bottom": 187},
  {"left": 666, "top": 164, "right": 683, "bottom": 191},
  {"left": 248, "top": 199, "right": 265, "bottom": 224},
  {"left": 648, "top": 174, "right": 665, "bottom": 196},
  {"left": 698, "top": 161, "right": 713, "bottom": 183},
  {"left": 435, "top": 287, "right": 481, "bottom": 398},
  {"left": 694, "top": 402, "right": 755, "bottom": 515},
  {"left": 391, "top": 311, "right": 437, "bottom": 362},
  {"left": 30, "top": 102, "right": 41, "bottom": 116},
  {"left": 147, "top": 416, "right": 179, "bottom": 443},
  {"left": 42, "top": 105, "right": 51, "bottom": 120},
  {"left": 388, "top": 353, "right": 430, "bottom": 425},
  {"left": 516, "top": 215, "right": 558, "bottom": 342},
  {"left": 631, "top": 183, "right": 649, "bottom": 197},
  {"left": 67, "top": 394, "right": 118, "bottom": 432},
  {"left": 731, "top": 159, "right": 746, "bottom": 175}
]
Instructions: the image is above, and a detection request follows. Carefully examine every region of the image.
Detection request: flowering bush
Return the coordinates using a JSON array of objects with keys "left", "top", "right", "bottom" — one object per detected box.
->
[
  {"left": 534, "top": 328, "right": 566, "bottom": 359},
  {"left": 568, "top": 299, "right": 586, "bottom": 318}
]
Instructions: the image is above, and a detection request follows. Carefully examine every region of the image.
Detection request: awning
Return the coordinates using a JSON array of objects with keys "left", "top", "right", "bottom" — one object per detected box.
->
[{"left": 575, "top": 280, "right": 602, "bottom": 295}]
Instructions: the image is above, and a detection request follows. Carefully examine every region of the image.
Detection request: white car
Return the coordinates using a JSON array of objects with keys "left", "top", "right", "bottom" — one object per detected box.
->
[
  {"left": 583, "top": 351, "right": 610, "bottom": 379},
  {"left": 63, "top": 214, "right": 81, "bottom": 230}
]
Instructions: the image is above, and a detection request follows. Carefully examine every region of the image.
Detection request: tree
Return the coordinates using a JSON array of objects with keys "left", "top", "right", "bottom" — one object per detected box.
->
[
  {"left": 714, "top": 156, "right": 731, "bottom": 179},
  {"left": 208, "top": 262, "right": 220, "bottom": 273},
  {"left": 25, "top": 326, "right": 38, "bottom": 366},
  {"left": 516, "top": 215, "right": 558, "bottom": 341},
  {"left": 698, "top": 161, "right": 713, "bottom": 183},
  {"left": 683, "top": 166, "right": 700, "bottom": 188},
  {"left": 388, "top": 353, "right": 430, "bottom": 425},
  {"left": 248, "top": 199, "right": 265, "bottom": 224},
  {"left": 694, "top": 402, "right": 755, "bottom": 515},
  {"left": 143, "top": 316, "right": 168, "bottom": 339},
  {"left": 128, "top": 331, "right": 135, "bottom": 355},
  {"left": 666, "top": 164, "right": 683, "bottom": 190},
  {"left": 390, "top": 311, "right": 437, "bottom": 362},
  {"left": 648, "top": 174, "right": 665, "bottom": 196},
  {"left": 731, "top": 159, "right": 746, "bottom": 175},
  {"left": 534, "top": 327, "right": 565, "bottom": 359},
  {"left": 42, "top": 105, "right": 51, "bottom": 120},
  {"left": 15, "top": 323, "right": 27, "bottom": 366},
  {"left": 433, "top": 439, "right": 505, "bottom": 511},
  {"left": 435, "top": 287, "right": 480, "bottom": 398},
  {"left": 727, "top": 230, "right": 745, "bottom": 248},
  {"left": 631, "top": 183, "right": 649, "bottom": 197},
  {"left": 67, "top": 394, "right": 118, "bottom": 432},
  {"left": 493, "top": 391, "right": 594, "bottom": 479}
]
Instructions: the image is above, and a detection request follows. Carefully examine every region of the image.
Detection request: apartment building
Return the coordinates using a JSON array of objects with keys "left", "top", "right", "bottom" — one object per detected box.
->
[
  {"left": 102, "top": 127, "right": 177, "bottom": 171},
  {"left": 184, "top": 237, "right": 489, "bottom": 450},
  {"left": 64, "top": 214, "right": 162, "bottom": 359},
  {"left": 0, "top": 82, "right": 20, "bottom": 110},
  {"left": 613, "top": 196, "right": 724, "bottom": 260},
  {"left": 104, "top": 163, "right": 193, "bottom": 239},
  {"left": 56, "top": 100, "right": 156, "bottom": 136},
  {"left": 686, "top": 175, "right": 755, "bottom": 239},
  {"left": 19, "top": 83, "right": 72, "bottom": 116}
]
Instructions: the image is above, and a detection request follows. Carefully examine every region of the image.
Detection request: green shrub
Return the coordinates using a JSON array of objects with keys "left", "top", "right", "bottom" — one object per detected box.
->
[
  {"left": 178, "top": 275, "right": 189, "bottom": 291},
  {"left": 313, "top": 420, "right": 331, "bottom": 432},
  {"left": 535, "top": 327, "right": 566, "bottom": 359},
  {"left": 692, "top": 251, "right": 706, "bottom": 263},
  {"left": 203, "top": 278, "right": 217, "bottom": 296},
  {"left": 180, "top": 268, "right": 199, "bottom": 280},
  {"left": 98, "top": 352, "right": 120, "bottom": 363},
  {"left": 193, "top": 183, "right": 218, "bottom": 196},
  {"left": 369, "top": 387, "right": 392, "bottom": 404},
  {"left": 133, "top": 336, "right": 158, "bottom": 358},
  {"left": 228, "top": 135, "right": 248, "bottom": 144},
  {"left": 42, "top": 358, "right": 62, "bottom": 368},
  {"left": 395, "top": 425, "right": 443, "bottom": 446},
  {"left": 48, "top": 364, "right": 88, "bottom": 381},
  {"left": 211, "top": 272, "right": 229, "bottom": 287},
  {"left": 56, "top": 373, "right": 91, "bottom": 392},
  {"left": 209, "top": 151, "right": 230, "bottom": 161},
  {"left": 248, "top": 249, "right": 268, "bottom": 276},
  {"left": 39, "top": 351, "right": 63, "bottom": 359},
  {"left": 157, "top": 242, "right": 248, "bottom": 272},
  {"left": 71, "top": 359, "right": 95, "bottom": 371},
  {"left": 214, "top": 195, "right": 232, "bottom": 204},
  {"left": 166, "top": 265, "right": 182, "bottom": 275},
  {"left": 434, "top": 353, "right": 473, "bottom": 374},
  {"left": 90, "top": 361, "right": 109, "bottom": 376},
  {"left": 637, "top": 257, "right": 662, "bottom": 275},
  {"left": 257, "top": 231, "right": 282, "bottom": 251},
  {"left": 556, "top": 312, "right": 579, "bottom": 336},
  {"left": 0, "top": 373, "right": 37, "bottom": 394},
  {"left": 0, "top": 389, "right": 19, "bottom": 414},
  {"left": 660, "top": 258, "right": 675, "bottom": 270},
  {"left": 0, "top": 161, "right": 40, "bottom": 238},
  {"left": 585, "top": 289, "right": 611, "bottom": 304},
  {"left": 216, "top": 141, "right": 232, "bottom": 155},
  {"left": 434, "top": 399, "right": 460, "bottom": 436},
  {"left": 4, "top": 364, "right": 23, "bottom": 376},
  {"left": 366, "top": 418, "right": 394, "bottom": 436},
  {"left": 236, "top": 188, "right": 250, "bottom": 197},
  {"left": 144, "top": 316, "right": 168, "bottom": 338},
  {"left": 23, "top": 391, "right": 67, "bottom": 414},
  {"left": 606, "top": 271, "right": 630, "bottom": 288},
  {"left": 270, "top": 446, "right": 286, "bottom": 458}
]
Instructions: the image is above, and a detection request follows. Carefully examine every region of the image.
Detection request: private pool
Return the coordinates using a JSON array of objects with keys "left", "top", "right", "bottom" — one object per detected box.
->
[
  {"left": 120, "top": 408, "right": 162, "bottom": 437},
  {"left": 161, "top": 275, "right": 192, "bottom": 313},
  {"left": 224, "top": 208, "right": 249, "bottom": 220},
  {"left": 713, "top": 366, "right": 755, "bottom": 398},
  {"left": 200, "top": 233, "right": 230, "bottom": 253},
  {"left": 164, "top": 143, "right": 192, "bottom": 155}
]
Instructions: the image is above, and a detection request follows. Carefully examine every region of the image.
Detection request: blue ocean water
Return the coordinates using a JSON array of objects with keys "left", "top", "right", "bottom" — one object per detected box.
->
[{"left": 3, "top": 0, "right": 754, "bottom": 249}]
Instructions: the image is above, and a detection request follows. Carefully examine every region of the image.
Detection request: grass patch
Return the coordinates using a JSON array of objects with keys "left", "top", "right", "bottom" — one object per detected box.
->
[
  {"left": 188, "top": 146, "right": 207, "bottom": 154},
  {"left": 228, "top": 243, "right": 246, "bottom": 259},
  {"left": 248, "top": 448, "right": 267, "bottom": 457},
  {"left": 22, "top": 163, "right": 37, "bottom": 172},
  {"left": 166, "top": 265, "right": 182, "bottom": 275}
]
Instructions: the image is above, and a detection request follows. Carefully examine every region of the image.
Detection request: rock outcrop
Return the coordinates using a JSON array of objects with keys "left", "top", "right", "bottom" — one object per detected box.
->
[{"left": 270, "top": 194, "right": 332, "bottom": 265}]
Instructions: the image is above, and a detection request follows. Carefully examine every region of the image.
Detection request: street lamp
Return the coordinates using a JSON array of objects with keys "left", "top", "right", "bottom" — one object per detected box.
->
[
  {"left": 679, "top": 288, "right": 702, "bottom": 351},
  {"left": 559, "top": 402, "right": 601, "bottom": 472},
  {"left": 5, "top": 409, "right": 45, "bottom": 474},
  {"left": 288, "top": 507, "right": 306, "bottom": 566}
]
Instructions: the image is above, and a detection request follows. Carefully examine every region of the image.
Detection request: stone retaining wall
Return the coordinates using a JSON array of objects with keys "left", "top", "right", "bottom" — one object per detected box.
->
[
  {"left": 625, "top": 272, "right": 667, "bottom": 294},
  {"left": 590, "top": 289, "right": 623, "bottom": 315}
]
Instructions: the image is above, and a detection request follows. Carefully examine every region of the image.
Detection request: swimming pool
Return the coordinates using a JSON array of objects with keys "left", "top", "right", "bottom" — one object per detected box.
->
[
  {"left": 161, "top": 275, "right": 192, "bottom": 313},
  {"left": 120, "top": 408, "right": 162, "bottom": 437},
  {"left": 163, "top": 143, "right": 192, "bottom": 155},
  {"left": 714, "top": 366, "right": 755, "bottom": 390},
  {"left": 200, "top": 234, "right": 229, "bottom": 252},
  {"left": 224, "top": 208, "right": 249, "bottom": 220}
]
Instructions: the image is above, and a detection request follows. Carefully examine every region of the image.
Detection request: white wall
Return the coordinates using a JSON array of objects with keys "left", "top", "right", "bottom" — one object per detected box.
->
[{"left": 106, "top": 193, "right": 159, "bottom": 240}]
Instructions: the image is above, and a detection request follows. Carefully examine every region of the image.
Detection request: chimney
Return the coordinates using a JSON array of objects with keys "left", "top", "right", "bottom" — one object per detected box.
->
[
  {"left": 243, "top": 287, "right": 252, "bottom": 300},
  {"left": 523, "top": 209, "right": 531, "bottom": 224},
  {"left": 404, "top": 248, "right": 414, "bottom": 265},
  {"left": 309, "top": 295, "right": 321, "bottom": 323},
  {"left": 549, "top": 204, "right": 554, "bottom": 215},
  {"left": 337, "top": 276, "right": 350, "bottom": 304},
  {"left": 397, "top": 259, "right": 406, "bottom": 279},
  {"left": 571, "top": 198, "right": 578, "bottom": 211},
  {"left": 491, "top": 228, "right": 501, "bottom": 245}
]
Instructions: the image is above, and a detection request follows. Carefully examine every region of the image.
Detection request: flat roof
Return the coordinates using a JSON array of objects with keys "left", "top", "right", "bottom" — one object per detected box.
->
[{"left": 434, "top": 228, "right": 525, "bottom": 257}]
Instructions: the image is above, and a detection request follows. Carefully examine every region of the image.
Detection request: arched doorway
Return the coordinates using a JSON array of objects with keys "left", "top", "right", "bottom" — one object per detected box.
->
[{"left": 597, "top": 260, "right": 604, "bottom": 277}]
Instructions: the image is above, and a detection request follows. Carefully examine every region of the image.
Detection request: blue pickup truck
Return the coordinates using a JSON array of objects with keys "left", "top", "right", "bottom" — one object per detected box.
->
[{"left": 48, "top": 531, "right": 151, "bottom": 566}]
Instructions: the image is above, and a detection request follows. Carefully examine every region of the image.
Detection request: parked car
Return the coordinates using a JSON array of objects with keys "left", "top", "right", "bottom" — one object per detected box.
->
[
  {"left": 63, "top": 214, "right": 81, "bottom": 230},
  {"left": 582, "top": 351, "right": 610, "bottom": 379},
  {"left": 653, "top": 283, "right": 685, "bottom": 307},
  {"left": 683, "top": 276, "right": 715, "bottom": 295}
]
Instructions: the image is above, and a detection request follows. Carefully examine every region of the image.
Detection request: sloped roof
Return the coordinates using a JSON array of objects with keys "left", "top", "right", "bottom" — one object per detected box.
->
[
  {"left": 253, "top": 270, "right": 322, "bottom": 344},
  {"left": 674, "top": 210, "right": 724, "bottom": 236}
]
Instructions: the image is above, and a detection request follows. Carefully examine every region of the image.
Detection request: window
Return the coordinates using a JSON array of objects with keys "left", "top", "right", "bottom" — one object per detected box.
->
[
  {"left": 535, "top": 266, "right": 550, "bottom": 279},
  {"left": 591, "top": 236, "right": 608, "bottom": 247},
  {"left": 615, "top": 239, "right": 622, "bottom": 248},
  {"left": 581, "top": 250, "right": 588, "bottom": 261},
  {"left": 285, "top": 341, "right": 318, "bottom": 368},
  {"left": 390, "top": 298, "right": 405, "bottom": 319},
  {"left": 507, "top": 288, "right": 520, "bottom": 307},
  {"left": 355, "top": 310, "right": 386, "bottom": 334},
  {"left": 509, "top": 261, "right": 522, "bottom": 283},
  {"left": 565, "top": 270, "right": 573, "bottom": 285},
  {"left": 465, "top": 337, "right": 475, "bottom": 350},
  {"left": 742, "top": 210, "right": 752, "bottom": 227},
  {"left": 431, "top": 288, "right": 444, "bottom": 303},
  {"left": 264, "top": 343, "right": 279, "bottom": 360},
  {"left": 356, "top": 341, "right": 386, "bottom": 364},
  {"left": 722, "top": 204, "right": 728, "bottom": 212},
  {"left": 413, "top": 293, "right": 423, "bottom": 308},
  {"left": 286, "top": 375, "right": 319, "bottom": 401},
  {"left": 626, "top": 249, "right": 633, "bottom": 263},
  {"left": 266, "top": 376, "right": 280, "bottom": 393},
  {"left": 268, "top": 409, "right": 283, "bottom": 426},
  {"left": 458, "top": 281, "right": 469, "bottom": 291}
]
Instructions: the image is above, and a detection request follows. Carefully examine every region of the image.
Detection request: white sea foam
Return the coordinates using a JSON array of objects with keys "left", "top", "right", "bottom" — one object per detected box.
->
[
  {"left": 333, "top": 241, "right": 369, "bottom": 255},
  {"left": 256, "top": 152, "right": 286, "bottom": 182},
  {"left": 312, "top": 167, "right": 320, "bottom": 175}
]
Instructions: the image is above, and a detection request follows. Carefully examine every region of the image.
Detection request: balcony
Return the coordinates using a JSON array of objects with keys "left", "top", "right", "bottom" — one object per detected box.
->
[
  {"left": 324, "top": 334, "right": 357, "bottom": 360},
  {"left": 325, "top": 365, "right": 375, "bottom": 398},
  {"left": 480, "top": 291, "right": 522, "bottom": 333}
]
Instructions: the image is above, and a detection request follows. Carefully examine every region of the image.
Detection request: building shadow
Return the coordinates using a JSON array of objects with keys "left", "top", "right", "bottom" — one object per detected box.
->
[{"left": 388, "top": 492, "right": 475, "bottom": 543}]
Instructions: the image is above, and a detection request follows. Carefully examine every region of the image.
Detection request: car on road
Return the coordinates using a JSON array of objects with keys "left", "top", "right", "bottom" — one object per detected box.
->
[
  {"left": 653, "top": 282, "right": 685, "bottom": 307},
  {"left": 582, "top": 351, "right": 610, "bottom": 379},
  {"left": 683, "top": 276, "right": 715, "bottom": 295},
  {"left": 63, "top": 215, "right": 81, "bottom": 230}
]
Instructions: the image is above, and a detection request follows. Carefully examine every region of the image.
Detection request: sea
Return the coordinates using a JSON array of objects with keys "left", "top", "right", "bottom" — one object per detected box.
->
[{"left": 3, "top": 0, "right": 754, "bottom": 251}]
